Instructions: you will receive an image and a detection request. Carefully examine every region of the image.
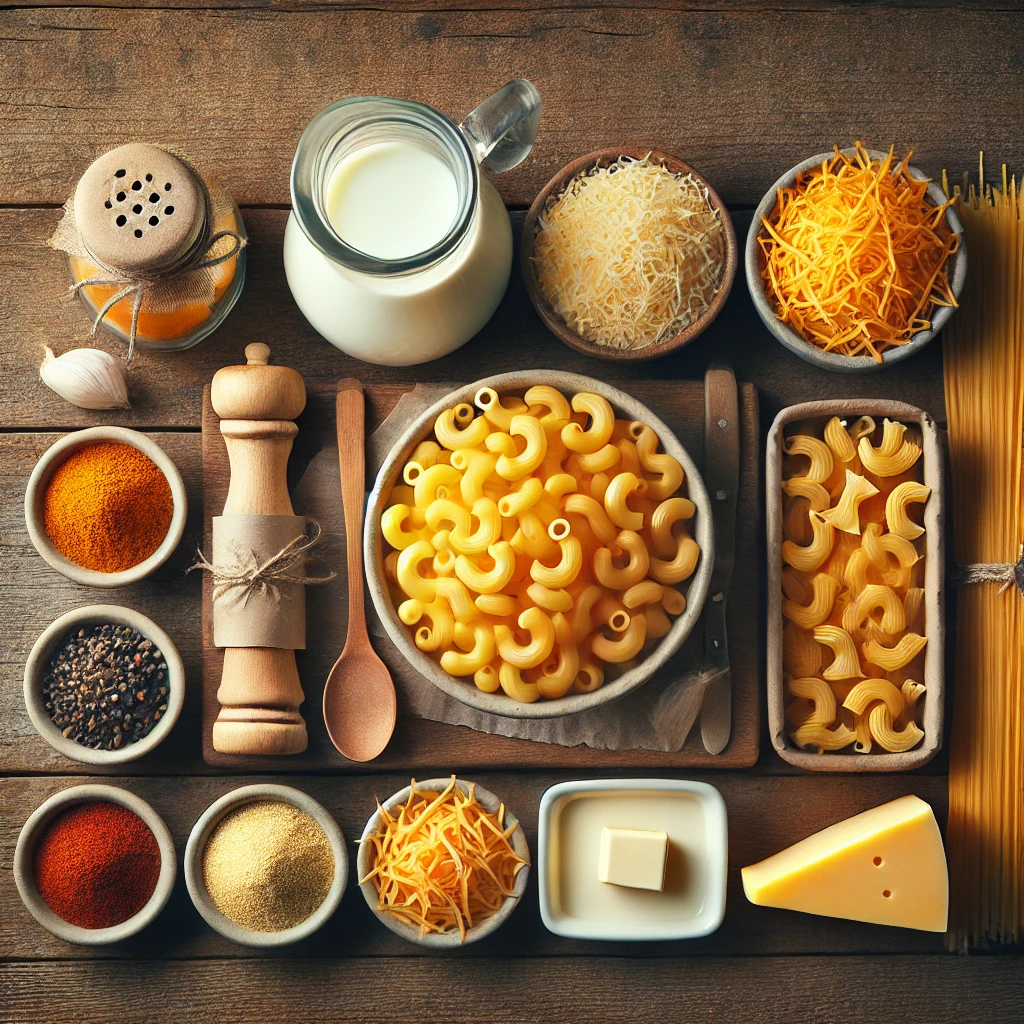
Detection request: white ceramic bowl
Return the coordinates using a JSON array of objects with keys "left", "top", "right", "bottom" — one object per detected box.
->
[
  {"left": 184, "top": 784, "right": 348, "bottom": 948},
  {"left": 14, "top": 784, "right": 176, "bottom": 945},
  {"left": 23, "top": 604, "right": 185, "bottom": 766},
  {"left": 745, "top": 148, "right": 967, "bottom": 374},
  {"left": 357, "top": 777, "right": 530, "bottom": 948},
  {"left": 364, "top": 370, "right": 715, "bottom": 718},
  {"left": 537, "top": 778, "right": 728, "bottom": 941},
  {"left": 24, "top": 425, "right": 187, "bottom": 587}
]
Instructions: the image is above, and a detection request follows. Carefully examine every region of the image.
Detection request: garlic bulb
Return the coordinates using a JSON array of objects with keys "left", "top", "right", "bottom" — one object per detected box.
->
[{"left": 39, "top": 346, "right": 130, "bottom": 410}]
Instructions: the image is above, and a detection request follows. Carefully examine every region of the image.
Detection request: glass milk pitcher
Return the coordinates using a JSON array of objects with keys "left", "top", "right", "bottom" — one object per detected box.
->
[{"left": 284, "top": 80, "right": 541, "bottom": 366}]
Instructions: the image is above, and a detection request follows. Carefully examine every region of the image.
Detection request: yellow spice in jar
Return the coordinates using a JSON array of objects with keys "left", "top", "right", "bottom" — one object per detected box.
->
[{"left": 202, "top": 800, "right": 334, "bottom": 932}]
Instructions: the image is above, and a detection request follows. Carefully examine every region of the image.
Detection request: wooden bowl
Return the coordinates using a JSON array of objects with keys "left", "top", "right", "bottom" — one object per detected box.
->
[{"left": 521, "top": 147, "right": 738, "bottom": 361}]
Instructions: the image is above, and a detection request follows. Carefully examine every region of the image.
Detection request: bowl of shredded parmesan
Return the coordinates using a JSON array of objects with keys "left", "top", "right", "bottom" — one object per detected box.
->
[
  {"left": 747, "top": 143, "right": 966, "bottom": 372},
  {"left": 522, "top": 149, "right": 736, "bottom": 360}
]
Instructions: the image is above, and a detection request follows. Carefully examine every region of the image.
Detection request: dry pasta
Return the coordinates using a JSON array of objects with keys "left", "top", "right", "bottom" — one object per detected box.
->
[
  {"left": 779, "top": 415, "right": 930, "bottom": 754},
  {"left": 942, "top": 160, "right": 1024, "bottom": 948},
  {"left": 382, "top": 386, "right": 701, "bottom": 702}
]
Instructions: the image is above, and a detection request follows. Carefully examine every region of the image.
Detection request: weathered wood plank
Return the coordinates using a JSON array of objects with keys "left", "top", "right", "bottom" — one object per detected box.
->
[
  {"left": 0, "top": 209, "right": 949, "bottom": 431},
  {"left": 0, "top": 772, "right": 948, "bottom": 960},
  {"left": 0, "top": 8, "right": 1020, "bottom": 208},
  {"left": 3, "top": 953, "right": 1022, "bottom": 1024}
]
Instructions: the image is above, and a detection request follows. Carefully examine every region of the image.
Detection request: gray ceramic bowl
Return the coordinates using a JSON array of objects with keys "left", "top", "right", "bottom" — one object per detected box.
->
[
  {"left": 184, "top": 784, "right": 348, "bottom": 948},
  {"left": 14, "top": 784, "right": 176, "bottom": 945},
  {"left": 357, "top": 777, "right": 529, "bottom": 948},
  {"left": 745, "top": 149, "right": 967, "bottom": 373},
  {"left": 24, "top": 425, "right": 187, "bottom": 587},
  {"left": 364, "top": 370, "right": 715, "bottom": 719},
  {"left": 23, "top": 604, "right": 185, "bottom": 766}
]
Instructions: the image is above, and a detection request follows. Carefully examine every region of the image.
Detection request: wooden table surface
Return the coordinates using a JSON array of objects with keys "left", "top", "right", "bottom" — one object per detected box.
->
[{"left": 2, "top": 3, "right": 1023, "bottom": 1022}]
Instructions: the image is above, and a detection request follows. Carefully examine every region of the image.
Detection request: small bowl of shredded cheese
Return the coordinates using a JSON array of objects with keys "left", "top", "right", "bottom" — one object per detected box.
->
[
  {"left": 522, "top": 148, "right": 736, "bottom": 360},
  {"left": 746, "top": 143, "right": 967, "bottom": 373},
  {"left": 358, "top": 776, "right": 530, "bottom": 947}
]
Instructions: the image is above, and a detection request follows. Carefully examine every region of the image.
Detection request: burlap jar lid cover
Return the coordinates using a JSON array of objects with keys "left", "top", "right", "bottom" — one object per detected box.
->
[{"left": 49, "top": 142, "right": 246, "bottom": 361}]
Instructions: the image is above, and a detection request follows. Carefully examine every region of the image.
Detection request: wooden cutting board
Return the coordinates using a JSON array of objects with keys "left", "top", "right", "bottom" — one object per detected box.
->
[{"left": 201, "top": 378, "right": 761, "bottom": 771}]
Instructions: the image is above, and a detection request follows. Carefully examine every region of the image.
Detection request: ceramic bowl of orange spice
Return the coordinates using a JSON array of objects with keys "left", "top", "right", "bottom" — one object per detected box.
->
[{"left": 24, "top": 425, "right": 187, "bottom": 587}]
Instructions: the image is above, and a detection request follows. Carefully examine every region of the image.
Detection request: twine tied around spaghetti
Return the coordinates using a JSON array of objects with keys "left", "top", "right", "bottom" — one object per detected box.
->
[
  {"left": 190, "top": 519, "right": 336, "bottom": 605},
  {"left": 952, "top": 546, "right": 1024, "bottom": 596}
]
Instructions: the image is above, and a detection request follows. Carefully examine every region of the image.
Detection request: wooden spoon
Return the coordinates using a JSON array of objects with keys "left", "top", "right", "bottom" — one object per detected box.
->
[{"left": 322, "top": 379, "right": 397, "bottom": 762}]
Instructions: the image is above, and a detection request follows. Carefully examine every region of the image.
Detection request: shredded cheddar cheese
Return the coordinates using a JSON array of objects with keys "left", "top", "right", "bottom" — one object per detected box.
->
[
  {"left": 533, "top": 155, "right": 726, "bottom": 350},
  {"left": 758, "top": 142, "right": 959, "bottom": 362},
  {"left": 360, "top": 777, "right": 528, "bottom": 941}
]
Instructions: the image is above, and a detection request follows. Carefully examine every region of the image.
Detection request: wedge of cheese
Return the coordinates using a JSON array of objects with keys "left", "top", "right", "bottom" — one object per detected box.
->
[{"left": 741, "top": 795, "right": 948, "bottom": 932}]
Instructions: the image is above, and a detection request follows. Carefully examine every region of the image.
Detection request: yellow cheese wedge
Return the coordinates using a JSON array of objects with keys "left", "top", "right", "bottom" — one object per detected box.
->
[{"left": 741, "top": 795, "right": 948, "bottom": 932}]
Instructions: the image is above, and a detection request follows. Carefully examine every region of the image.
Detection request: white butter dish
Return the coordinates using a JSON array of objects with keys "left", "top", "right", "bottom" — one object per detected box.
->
[{"left": 538, "top": 778, "right": 728, "bottom": 941}]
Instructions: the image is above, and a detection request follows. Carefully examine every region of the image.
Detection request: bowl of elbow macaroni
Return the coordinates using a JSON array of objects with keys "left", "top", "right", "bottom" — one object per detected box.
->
[{"left": 365, "top": 371, "right": 715, "bottom": 718}]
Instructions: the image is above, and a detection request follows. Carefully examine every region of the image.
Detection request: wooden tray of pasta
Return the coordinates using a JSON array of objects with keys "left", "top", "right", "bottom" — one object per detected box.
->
[{"left": 766, "top": 399, "right": 944, "bottom": 772}]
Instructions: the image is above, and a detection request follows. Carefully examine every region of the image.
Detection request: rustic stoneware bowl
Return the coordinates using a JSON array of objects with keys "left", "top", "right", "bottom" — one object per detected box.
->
[
  {"left": 364, "top": 370, "right": 715, "bottom": 719},
  {"left": 521, "top": 147, "right": 737, "bottom": 361},
  {"left": 23, "top": 604, "right": 185, "bottom": 766},
  {"left": 184, "top": 784, "right": 348, "bottom": 948},
  {"left": 746, "top": 149, "right": 967, "bottom": 373},
  {"left": 24, "top": 425, "right": 187, "bottom": 587},
  {"left": 766, "top": 400, "right": 944, "bottom": 771},
  {"left": 13, "top": 783, "right": 176, "bottom": 946},
  {"left": 357, "top": 778, "right": 530, "bottom": 948}
]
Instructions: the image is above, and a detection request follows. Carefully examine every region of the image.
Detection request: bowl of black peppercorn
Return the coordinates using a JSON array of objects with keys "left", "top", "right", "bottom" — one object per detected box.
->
[{"left": 23, "top": 605, "right": 185, "bottom": 765}]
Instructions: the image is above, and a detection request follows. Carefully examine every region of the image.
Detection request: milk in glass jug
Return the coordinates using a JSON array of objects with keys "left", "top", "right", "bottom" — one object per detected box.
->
[{"left": 284, "top": 80, "right": 541, "bottom": 366}]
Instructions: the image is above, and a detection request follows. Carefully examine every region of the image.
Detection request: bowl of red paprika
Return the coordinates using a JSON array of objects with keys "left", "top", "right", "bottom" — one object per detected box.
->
[
  {"left": 24, "top": 425, "right": 187, "bottom": 587},
  {"left": 14, "top": 783, "right": 176, "bottom": 945},
  {"left": 24, "top": 604, "right": 185, "bottom": 765}
]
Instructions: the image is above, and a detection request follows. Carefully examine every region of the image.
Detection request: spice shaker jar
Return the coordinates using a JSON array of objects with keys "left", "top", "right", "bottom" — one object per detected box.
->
[
  {"left": 50, "top": 143, "right": 247, "bottom": 357},
  {"left": 284, "top": 80, "right": 541, "bottom": 366}
]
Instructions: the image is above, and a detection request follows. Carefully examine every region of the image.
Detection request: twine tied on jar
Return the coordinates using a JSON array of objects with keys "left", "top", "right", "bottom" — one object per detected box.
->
[{"left": 48, "top": 143, "right": 246, "bottom": 364}]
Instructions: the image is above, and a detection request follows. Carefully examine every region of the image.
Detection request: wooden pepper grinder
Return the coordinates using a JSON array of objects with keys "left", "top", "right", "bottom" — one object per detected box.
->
[{"left": 209, "top": 342, "right": 309, "bottom": 755}]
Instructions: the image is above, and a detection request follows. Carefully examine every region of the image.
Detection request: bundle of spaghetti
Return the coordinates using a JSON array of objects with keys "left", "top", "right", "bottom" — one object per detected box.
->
[
  {"left": 759, "top": 143, "right": 959, "bottom": 362},
  {"left": 942, "top": 156, "right": 1024, "bottom": 949},
  {"left": 359, "top": 777, "right": 528, "bottom": 941}
]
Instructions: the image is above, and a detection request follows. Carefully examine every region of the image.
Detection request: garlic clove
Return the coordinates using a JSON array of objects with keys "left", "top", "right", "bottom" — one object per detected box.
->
[{"left": 40, "top": 346, "right": 130, "bottom": 410}]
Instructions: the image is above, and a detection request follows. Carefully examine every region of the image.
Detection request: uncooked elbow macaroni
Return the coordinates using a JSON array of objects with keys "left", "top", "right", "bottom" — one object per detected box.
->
[
  {"left": 780, "top": 415, "right": 929, "bottom": 753},
  {"left": 380, "top": 386, "right": 701, "bottom": 702}
]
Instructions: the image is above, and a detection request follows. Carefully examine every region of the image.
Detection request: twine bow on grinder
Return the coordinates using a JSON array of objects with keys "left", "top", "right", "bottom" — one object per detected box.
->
[
  {"left": 205, "top": 344, "right": 321, "bottom": 757},
  {"left": 48, "top": 143, "right": 246, "bottom": 363}
]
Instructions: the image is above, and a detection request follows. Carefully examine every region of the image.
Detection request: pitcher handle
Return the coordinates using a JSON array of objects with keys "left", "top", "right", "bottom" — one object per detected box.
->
[{"left": 458, "top": 79, "right": 542, "bottom": 174}]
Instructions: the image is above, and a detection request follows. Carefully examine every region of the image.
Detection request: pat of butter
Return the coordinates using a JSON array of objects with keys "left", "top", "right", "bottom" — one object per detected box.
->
[{"left": 598, "top": 827, "right": 669, "bottom": 891}]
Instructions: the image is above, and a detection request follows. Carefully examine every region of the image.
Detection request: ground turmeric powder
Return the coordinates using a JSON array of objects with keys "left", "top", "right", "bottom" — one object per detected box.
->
[{"left": 43, "top": 442, "right": 173, "bottom": 573}]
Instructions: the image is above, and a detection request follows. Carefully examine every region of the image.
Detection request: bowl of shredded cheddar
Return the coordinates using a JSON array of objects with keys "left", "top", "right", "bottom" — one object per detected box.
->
[
  {"left": 357, "top": 776, "right": 530, "bottom": 946},
  {"left": 747, "top": 143, "right": 967, "bottom": 372}
]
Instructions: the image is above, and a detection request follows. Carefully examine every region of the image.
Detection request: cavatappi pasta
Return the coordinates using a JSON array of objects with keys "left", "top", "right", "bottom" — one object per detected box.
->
[
  {"left": 380, "top": 386, "right": 701, "bottom": 702},
  {"left": 781, "top": 415, "right": 930, "bottom": 753}
]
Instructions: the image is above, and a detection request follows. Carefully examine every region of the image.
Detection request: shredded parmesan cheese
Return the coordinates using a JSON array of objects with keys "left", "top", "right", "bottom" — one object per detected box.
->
[
  {"left": 758, "top": 142, "right": 959, "bottom": 362},
  {"left": 533, "top": 155, "right": 726, "bottom": 350},
  {"left": 360, "top": 777, "right": 529, "bottom": 941}
]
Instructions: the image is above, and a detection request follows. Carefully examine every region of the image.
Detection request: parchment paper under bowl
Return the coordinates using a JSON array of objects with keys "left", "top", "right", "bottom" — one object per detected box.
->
[
  {"left": 13, "top": 783, "right": 176, "bottom": 945},
  {"left": 24, "top": 425, "right": 187, "bottom": 587},
  {"left": 184, "top": 784, "right": 348, "bottom": 948},
  {"left": 766, "top": 400, "right": 944, "bottom": 771},
  {"left": 23, "top": 604, "right": 185, "bottom": 766},
  {"left": 357, "top": 777, "right": 530, "bottom": 948},
  {"left": 364, "top": 370, "right": 715, "bottom": 719}
]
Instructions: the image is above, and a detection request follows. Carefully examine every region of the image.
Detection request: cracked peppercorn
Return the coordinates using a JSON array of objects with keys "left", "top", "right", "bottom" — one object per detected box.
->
[{"left": 42, "top": 624, "right": 169, "bottom": 751}]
